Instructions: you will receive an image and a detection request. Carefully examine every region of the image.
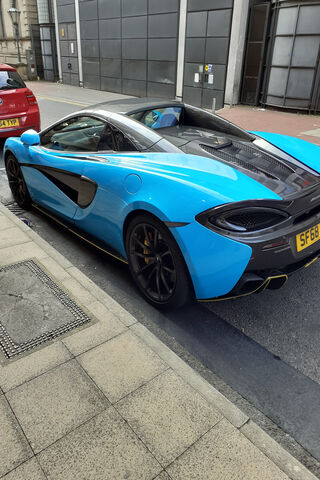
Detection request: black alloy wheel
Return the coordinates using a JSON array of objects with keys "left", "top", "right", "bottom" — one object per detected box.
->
[
  {"left": 126, "top": 214, "right": 193, "bottom": 309},
  {"left": 5, "top": 155, "right": 31, "bottom": 209}
]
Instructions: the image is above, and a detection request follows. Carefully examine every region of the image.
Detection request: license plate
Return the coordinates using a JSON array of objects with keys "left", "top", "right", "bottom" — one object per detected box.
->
[
  {"left": 296, "top": 223, "right": 320, "bottom": 252},
  {"left": 0, "top": 118, "right": 19, "bottom": 128}
]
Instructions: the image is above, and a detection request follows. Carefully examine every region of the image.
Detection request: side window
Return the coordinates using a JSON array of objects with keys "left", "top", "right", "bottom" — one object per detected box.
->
[
  {"left": 97, "top": 124, "right": 137, "bottom": 152},
  {"left": 97, "top": 124, "right": 115, "bottom": 151},
  {"left": 112, "top": 129, "right": 137, "bottom": 152},
  {"left": 41, "top": 116, "right": 108, "bottom": 152}
]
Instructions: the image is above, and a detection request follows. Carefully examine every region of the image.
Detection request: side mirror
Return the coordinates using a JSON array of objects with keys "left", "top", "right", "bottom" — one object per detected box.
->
[{"left": 21, "top": 129, "right": 40, "bottom": 146}]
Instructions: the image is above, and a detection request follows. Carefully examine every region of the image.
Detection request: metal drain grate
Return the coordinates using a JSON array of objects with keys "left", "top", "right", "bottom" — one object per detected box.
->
[
  {"left": 3, "top": 201, "right": 26, "bottom": 216},
  {"left": 0, "top": 260, "right": 92, "bottom": 359}
]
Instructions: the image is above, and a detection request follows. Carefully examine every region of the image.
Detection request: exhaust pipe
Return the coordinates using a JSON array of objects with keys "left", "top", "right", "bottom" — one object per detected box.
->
[
  {"left": 238, "top": 273, "right": 288, "bottom": 295},
  {"left": 237, "top": 273, "right": 266, "bottom": 295},
  {"left": 266, "top": 274, "right": 288, "bottom": 290}
]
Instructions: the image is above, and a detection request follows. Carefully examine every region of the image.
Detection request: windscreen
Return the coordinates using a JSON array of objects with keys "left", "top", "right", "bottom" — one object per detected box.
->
[{"left": 0, "top": 70, "right": 26, "bottom": 90}]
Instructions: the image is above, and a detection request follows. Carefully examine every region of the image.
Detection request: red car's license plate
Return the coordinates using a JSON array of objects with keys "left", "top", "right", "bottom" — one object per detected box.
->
[{"left": 0, "top": 118, "right": 19, "bottom": 128}]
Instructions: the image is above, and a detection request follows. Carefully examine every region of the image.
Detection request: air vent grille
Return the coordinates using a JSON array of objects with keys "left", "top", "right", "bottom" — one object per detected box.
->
[{"left": 199, "top": 143, "right": 275, "bottom": 178}]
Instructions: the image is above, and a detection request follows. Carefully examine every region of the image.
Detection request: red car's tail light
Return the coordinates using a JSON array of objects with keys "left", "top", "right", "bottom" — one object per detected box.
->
[{"left": 25, "top": 90, "right": 37, "bottom": 106}]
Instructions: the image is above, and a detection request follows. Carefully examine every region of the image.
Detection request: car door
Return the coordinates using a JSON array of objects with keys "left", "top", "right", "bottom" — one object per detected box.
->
[
  {"left": 21, "top": 115, "right": 108, "bottom": 222},
  {"left": 73, "top": 122, "right": 139, "bottom": 251}
]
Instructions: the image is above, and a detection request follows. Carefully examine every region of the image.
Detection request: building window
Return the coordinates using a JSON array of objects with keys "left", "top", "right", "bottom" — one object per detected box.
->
[{"left": 37, "top": 0, "right": 50, "bottom": 24}]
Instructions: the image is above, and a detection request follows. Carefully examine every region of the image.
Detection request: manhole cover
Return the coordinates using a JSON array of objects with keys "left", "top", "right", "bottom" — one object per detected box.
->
[{"left": 0, "top": 260, "right": 92, "bottom": 359}]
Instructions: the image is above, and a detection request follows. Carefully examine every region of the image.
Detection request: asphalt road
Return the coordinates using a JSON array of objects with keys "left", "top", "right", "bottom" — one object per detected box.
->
[{"left": 1, "top": 83, "right": 320, "bottom": 474}]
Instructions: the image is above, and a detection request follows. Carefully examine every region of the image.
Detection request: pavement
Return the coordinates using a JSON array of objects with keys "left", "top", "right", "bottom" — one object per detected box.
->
[
  {"left": 0, "top": 205, "right": 318, "bottom": 479},
  {"left": 219, "top": 105, "right": 320, "bottom": 146}
]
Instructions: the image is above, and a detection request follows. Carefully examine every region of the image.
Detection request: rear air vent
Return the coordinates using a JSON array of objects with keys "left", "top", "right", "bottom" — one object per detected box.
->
[
  {"left": 208, "top": 207, "right": 289, "bottom": 233},
  {"left": 199, "top": 143, "right": 278, "bottom": 180},
  {"left": 233, "top": 141, "right": 295, "bottom": 174},
  {"left": 220, "top": 210, "right": 286, "bottom": 231}
]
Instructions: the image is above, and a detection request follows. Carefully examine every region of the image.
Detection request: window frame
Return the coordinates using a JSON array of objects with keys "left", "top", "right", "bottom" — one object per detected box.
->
[{"left": 40, "top": 114, "right": 139, "bottom": 155}]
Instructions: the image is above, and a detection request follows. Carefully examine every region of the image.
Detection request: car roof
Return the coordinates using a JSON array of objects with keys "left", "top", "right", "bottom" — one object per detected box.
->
[
  {"left": 0, "top": 63, "right": 16, "bottom": 71},
  {"left": 87, "top": 97, "right": 184, "bottom": 115}
]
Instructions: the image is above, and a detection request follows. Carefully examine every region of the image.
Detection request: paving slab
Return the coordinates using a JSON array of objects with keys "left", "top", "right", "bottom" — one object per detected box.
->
[
  {"left": 65, "top": 266, "right": 137, "bottom": 327},
  {"left": 2, "top": 458, "right": 46, "bottom": 480},
  {"left": 301, "top": 128, "right": 320, "bottom": 138},
  {"left": 78, "top": 330, "right": 167, "bottom": 403},
  {"left": 0, "top": 395, "right": 32, "bottom": 478},
  {"left": 27, "top": 230, "right": 73, "bottom": 268},
  {"left": 0, "top": 227, "right": 29, "bottom": 249},
  {"left": 1, "top": 213, "right": 30, "bottom": 233},
  {"left": 0, "top": 215, "right": 15, "bottom": 232},
  {"left": 116, "top": 369, "right": 222, "bottom": 467},
  {"left": 6, "top": 360, "right": 109, "bottom": 453},
  {"left": 38, "top": 256, "right": 71, "bottom": 282},
  {"left": 131, "top": 322, "right": 249, "bottom": 428},
  {"left": 240, "top": 420, "right": 319, "bottom": 480},
  {"left": 37, "top": 407, "right": 162, "bottom": 480},
  {"left": 166, "top": 418, "right": 289, "bottom": 480},
  {"left": 62, "top": 300, "right": 126, "bottom": 356},
  {"left": 0, "top": 242, "right": 47, "bottom": 266},
  {"left": 0, "top": 341, "right": 72, "bottom": 393},
  {"left": 61, "top": 277, "right": 97, "bottom": 307},
  {"left": 154, "top": 472, "right": 172, "bottom": 480},
  {"left": 100, "top": 296, "right": 138, "bottom": 327}
]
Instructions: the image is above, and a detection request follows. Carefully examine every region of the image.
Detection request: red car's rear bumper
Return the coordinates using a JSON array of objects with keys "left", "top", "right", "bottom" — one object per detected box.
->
[{"left": 0, "top": 107, "right": 40, "bottom": 139}]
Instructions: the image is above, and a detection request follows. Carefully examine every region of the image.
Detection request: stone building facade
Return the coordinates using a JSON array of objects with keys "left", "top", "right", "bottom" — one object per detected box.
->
[{"left": 0, "top": 0, "right": 40, "bottom": 78}]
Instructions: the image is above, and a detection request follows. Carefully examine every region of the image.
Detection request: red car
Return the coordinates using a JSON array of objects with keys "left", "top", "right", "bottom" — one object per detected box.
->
[{"left": 0, "top": 63, "right": 40, "bottom": 139}]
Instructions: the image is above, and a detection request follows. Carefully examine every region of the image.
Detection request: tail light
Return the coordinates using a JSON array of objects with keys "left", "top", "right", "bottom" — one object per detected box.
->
[{"left": 25, "top": 90, "right": 37, "bottom": 106}]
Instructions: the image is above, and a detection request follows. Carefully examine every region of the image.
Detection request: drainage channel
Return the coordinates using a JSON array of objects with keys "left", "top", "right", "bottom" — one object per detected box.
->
[{"left": 3, "top": 201, "right": 26, "bottom": 216}]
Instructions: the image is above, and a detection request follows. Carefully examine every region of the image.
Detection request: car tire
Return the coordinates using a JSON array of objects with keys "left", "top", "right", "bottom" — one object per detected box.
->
[
  {"left": 125, "top": 213, "right": 194, "bottom": 309},
  {"left": 5, "top": 154, "right": 32, "bottom": 209}
]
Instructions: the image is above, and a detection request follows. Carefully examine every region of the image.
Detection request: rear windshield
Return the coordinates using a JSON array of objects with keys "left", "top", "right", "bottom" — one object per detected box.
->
[
  {"left": 129, "top": 107, "right": 183, "bottom": 130},
  {"left": 0, "top": 70, "right": 26, "bottom": 90}
]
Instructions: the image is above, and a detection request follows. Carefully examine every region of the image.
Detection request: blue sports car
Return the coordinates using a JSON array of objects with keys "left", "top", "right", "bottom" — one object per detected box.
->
[{"left": 4, "top": 98, "right": 320, "bottom": 308}]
